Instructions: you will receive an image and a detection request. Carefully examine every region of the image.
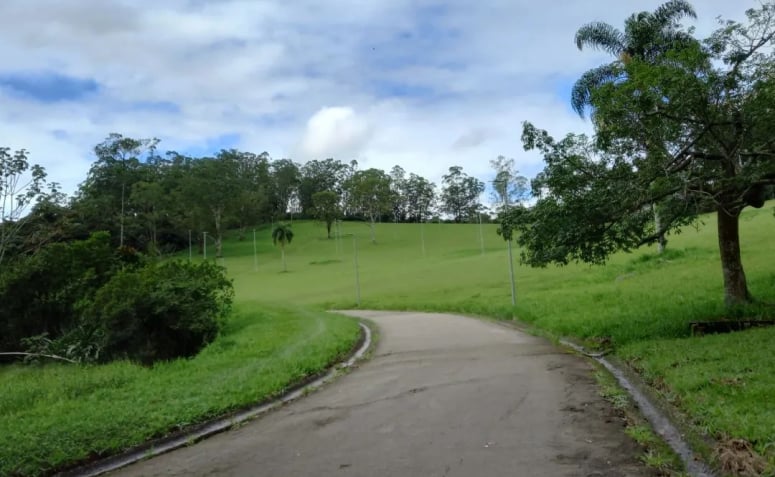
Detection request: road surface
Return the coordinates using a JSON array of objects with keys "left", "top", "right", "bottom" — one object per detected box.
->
[{"left": 110, "top": 311, "right": 650, "bottom": 477}]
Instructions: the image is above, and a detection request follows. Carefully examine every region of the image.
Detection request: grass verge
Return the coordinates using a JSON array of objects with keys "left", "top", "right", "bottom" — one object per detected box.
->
[
  {"left": 619, "top": 327, "right": 775, "bottom": 475},
  {"left": 0, "top": 306, "right": 361, "bottom": 477}
]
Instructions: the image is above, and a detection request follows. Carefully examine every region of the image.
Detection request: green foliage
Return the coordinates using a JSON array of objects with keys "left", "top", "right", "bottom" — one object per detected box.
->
[
  {"left": 83, "top": 260, "right": 234, "bottom": 364},
  {"left": 571, "top": 0, "right": 698, "bottom": 116},
  {"left": 311, "top": 190, "right": 341, "bottom": 238},
  {"left": 298, "top": 158, "right": 351, "bottom": 216},
  {"left": 272, "top": 222, "right": 294, "bottom": 271},
  {"left": 0, "top": 147, "right": 49, "bottom": 265},
  {"left": 0, "top": 232, "right": 122, "bottom": 353},
  {"left": 344, "top": 168, "right": 393, "bottom": 242},
  {"left": 271, "top": 222, "right": 294, "bottom": 247},
  {"left": 514, "top": 3, "right": 775, "bottom": 304},
  {"left": 440, "top": 166, "right": 485, "bottom": 223},
  {"left": 0, "top": 232, "right": 234, "bottom": 365}
]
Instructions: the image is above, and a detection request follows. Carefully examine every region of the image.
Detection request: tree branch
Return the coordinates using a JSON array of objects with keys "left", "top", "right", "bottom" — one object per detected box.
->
[{"left": 0, "top": 352, "right": 79, "bottom": 364}]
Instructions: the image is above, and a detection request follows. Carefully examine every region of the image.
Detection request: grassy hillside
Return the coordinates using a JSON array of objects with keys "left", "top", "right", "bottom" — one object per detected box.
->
[
  {"left": 224, "top": 207, "right": 774, "bottom": 346},
  {"left": 219, "top": 205, "right": 774, "bottom": 461},
  {"left": 2, "top": 204, "right": 772, "bottom": 475}
]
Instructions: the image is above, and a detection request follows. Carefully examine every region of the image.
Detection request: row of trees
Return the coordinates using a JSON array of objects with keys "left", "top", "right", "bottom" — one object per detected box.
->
[
  {"left": 2, "top": 137, "right": 530, "bottom": 260},
  {"left": 501, "top": 1, "right": 775, "bottom": 305}
]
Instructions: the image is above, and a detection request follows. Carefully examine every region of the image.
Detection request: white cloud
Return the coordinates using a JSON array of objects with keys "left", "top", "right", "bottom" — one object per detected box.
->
[
  {"left": 298, "top": 107, "right": 372, "bottom": 161},
  {"left": 0, "top": 0, "right": 760, "bottom": 196}
]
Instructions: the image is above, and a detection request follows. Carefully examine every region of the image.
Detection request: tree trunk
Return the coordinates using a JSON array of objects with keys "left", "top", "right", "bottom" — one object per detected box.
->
[
  {"left": 120, "top": 182, "right": 126, "bottom": 247},
  {"left": 213, "top": 209, "right": 223, "bottom": 258},
  {"left": 281, "top": 246, "right": 287, "bottom": 272},
  {"left": 717, "top": 207, "right": 751, "bottom": 306},
  {"left": 654, "top": 205, "right": 666, "bottom": 254}
]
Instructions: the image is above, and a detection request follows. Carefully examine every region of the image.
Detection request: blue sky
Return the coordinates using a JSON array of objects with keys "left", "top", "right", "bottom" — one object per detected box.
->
[{"left": 0, "top": 0, "right": 756, "bottom": 203}]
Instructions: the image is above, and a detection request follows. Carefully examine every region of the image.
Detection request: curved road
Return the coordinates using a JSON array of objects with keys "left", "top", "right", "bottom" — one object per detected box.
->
[{"left": 110, "top": 311, "right": 650, "bottom": 477}]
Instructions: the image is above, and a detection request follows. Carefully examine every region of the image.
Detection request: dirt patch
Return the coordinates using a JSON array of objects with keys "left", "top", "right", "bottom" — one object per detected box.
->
[{"left": 713, "top": 438, "right": 768, "bottom": 477}]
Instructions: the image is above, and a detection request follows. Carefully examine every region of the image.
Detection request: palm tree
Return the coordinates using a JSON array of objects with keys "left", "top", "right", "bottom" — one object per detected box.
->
[
  {"left": 271, "top": 223, "right": 294, "bottom": 272},
  {"left": 571, "top": 0, "right": 697, "bottom": 117}
]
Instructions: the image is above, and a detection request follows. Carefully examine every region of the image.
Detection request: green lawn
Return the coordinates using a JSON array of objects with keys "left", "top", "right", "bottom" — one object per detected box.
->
[
  {"left": 0, "top": 307, "right": 360, "bottom": 476},
  {"left": 620, "top": 327, "right": 775, "bottom": 457},
  {"left": 2, "top": 203, "right": 773, "bottom": 475}
]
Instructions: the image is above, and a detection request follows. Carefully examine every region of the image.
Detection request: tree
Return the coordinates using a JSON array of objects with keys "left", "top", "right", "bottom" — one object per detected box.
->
[
  {"left": 298, "top": 159, "right": 348, "bottom": 217},
  {"left": 572, "top": 0, "right": 699, "bottom": 253},
  {"left": 312, "top": 190, "right": 341, "bottom": 238},
  {"left": 130, "top": 180, "right": 166, "bottom": 255},
  {"left": 405, "top": 173, "right": 437, "bottom": 222},
  {"left": 440, "top": 166, "right": 485, "bottom": 222},
  {"left": 505, "top": 3, "right": 775, "bottom": 305},
  {"left": 345, "top": 168, "right": 393, "bottom": 243},
  {"left": 180, "top": 154, "right": 242, "bottom": 258},
  {"left": 271, "top": 223, "right": 294, "bottom": 272},
  {"left": 388, "top": 165, "right": 408, "bottom": 222},
  {"left": 490, "top": 156, "right": 530, "bottom": 213},
  {"left": 571, "top": 0, "right": 698, "bottom": 117},
  {"left": 269, "top": 159, "right": 300, "bottom": 219},
  {"left": 0, "top": 148, "right": 48, "bottom": 266},
  {"left": 89, "top": 133, "right": 159, "bottom": 247}
]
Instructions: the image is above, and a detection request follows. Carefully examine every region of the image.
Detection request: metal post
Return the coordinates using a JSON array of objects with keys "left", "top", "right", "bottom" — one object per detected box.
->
[
  {"left": 507, "top": 239, "right": 516, "bottom": 306},
  {"left": 335, "top": 220, "right": 341, "bottom": 255},
  {"left": 478, "top": 212, "right": 485, "bottom": 255},
  {"left": 420, "top": 220, "right": 426, "bottom": 258},
  {"left": 253, "top": 228, "right": 258, "bottom": 272},
  {"left": 203, "top": 232, "right": 207, "bottom": 260},
  {"left": 353, "top": 235, "right": 361, "bottom": 306}
]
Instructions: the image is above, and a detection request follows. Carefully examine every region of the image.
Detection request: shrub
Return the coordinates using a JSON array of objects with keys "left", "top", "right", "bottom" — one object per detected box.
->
[
  {"left": 83, "top": 260, "right": 234, "bottom": 364},
  {"left": 0, "top": 232, "right": 123, "bottom": 353}
]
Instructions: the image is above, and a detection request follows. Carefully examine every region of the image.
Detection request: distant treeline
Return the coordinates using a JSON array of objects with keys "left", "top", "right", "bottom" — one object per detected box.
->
[{"left": 5, "top": 134, "right": 517, "bottom": 260}]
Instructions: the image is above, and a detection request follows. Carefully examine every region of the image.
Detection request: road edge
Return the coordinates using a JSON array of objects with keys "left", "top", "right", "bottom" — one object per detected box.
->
[{"left": 57, "top": 321, "right": 373, "bottom": 477}]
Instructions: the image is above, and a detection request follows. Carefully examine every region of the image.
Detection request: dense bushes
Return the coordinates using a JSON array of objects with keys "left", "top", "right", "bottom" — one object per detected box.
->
[
  {"left": 84, "top": 260, "right": 233, "bottom": 364},
  {"left": 0, "top": 233, "right": 233, "bottom": 364}
]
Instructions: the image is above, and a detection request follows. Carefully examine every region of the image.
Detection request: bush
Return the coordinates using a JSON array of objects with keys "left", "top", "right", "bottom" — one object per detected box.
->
[
  {"left": 83, "top": 260, "right": 234, "bottom": 364},
  {"left": 0, "top": 232, "right": 124, "bottom": 353}
]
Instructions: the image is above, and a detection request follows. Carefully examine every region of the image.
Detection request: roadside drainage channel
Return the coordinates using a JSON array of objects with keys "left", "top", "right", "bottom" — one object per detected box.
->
[
  {"left": 60, "top": 322, "right": 373, "bottom": 477},
  {"left": 560, "top": 339, "right": 715, "bottom": 477}
]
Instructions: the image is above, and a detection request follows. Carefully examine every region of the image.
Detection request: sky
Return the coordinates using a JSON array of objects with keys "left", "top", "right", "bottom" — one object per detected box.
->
[{"left": 0, "top": 0, "right": 758, "bottom": 198}]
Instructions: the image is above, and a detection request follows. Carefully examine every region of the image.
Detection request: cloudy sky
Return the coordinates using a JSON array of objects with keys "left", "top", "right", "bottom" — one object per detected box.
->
[{"left": 0, "top": 0, "right": 757, "bottom": 196}]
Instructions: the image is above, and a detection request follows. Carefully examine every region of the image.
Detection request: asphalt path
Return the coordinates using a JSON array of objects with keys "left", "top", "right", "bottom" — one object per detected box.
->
[{"left": 110, "top": 311, "right": 651, "bottom": 477}]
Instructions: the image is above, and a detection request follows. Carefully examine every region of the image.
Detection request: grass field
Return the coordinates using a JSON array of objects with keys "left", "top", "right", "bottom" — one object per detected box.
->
[{"left": 2, "top": 203, "right": 773, "bottom": 475}]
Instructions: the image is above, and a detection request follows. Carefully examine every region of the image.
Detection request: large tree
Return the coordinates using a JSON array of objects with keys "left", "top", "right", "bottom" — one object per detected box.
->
[
  {"left": 345, "top": 168, "right": 393, "bottom": 243},
  {"left": 269, "top": 159, "right": 300, "bottom": 219},
  {"left": 0, "top": 148, "right": 48, "bottom": 265},
  {"left": 571, "top": 0, "right": 698, "bottom": 117},
  {"left": 572, "top": 0, "right": 700, "bottom": 253},
  {"left": 505, "top": 4, "right": 775, "bottom": 305},
  {"left": 84, "top": 134, "right": 159, "bottom": 247},
  {"left": 180, "top": 153, "right": 242, "bottom": 258},
  {"left": 490, "top": 156, "right": 530, "bottom": 214},
  {"left": 298, "top": 158, "right": 348, "bottom": 217},
  {"left": 312, "top": 190, "right": 341, "bottom": 239},
  {"left": 404, "top": 173, "right": 437, "bottom": 223},
  {"left": 440, "top": 166, "right": 484, "bottom": 223}
]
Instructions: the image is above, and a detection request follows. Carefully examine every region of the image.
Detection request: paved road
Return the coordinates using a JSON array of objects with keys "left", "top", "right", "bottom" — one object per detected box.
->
[{"left": 110, "top": 311, "right": 650, "bottom": 477}]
